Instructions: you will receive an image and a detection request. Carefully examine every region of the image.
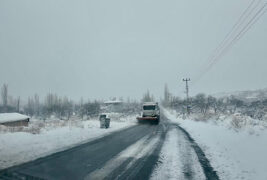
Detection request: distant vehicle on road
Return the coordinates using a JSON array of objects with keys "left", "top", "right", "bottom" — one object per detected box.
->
[{"left": 137, "top": 102, "right": 160, "bottom": 124}]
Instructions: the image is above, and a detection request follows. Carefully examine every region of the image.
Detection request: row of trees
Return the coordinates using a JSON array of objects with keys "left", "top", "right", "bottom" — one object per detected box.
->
[
  {"left": 162, "top": 84, "right": 267, "bottom": 120},
  {"left": 23, "top": 93, "right": 74, "bottom": 119},
  {"left": 141, "top": 90, "right": 155, "bottom": 102},
  {"left": 0, "top": 84, "right": 142, "bottom": 120},
  {"left": 3, "top": 82, "right": 267, "bottom": 121},
  {"left": 0, "top": 84, "right": 103, "bottom": 119},
  {"left": 76, "top": 99, "right": 101, "bottom": 120}
]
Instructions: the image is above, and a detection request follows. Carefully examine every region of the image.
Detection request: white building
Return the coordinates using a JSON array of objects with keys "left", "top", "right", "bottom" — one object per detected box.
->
[{"left": 103, "top": 100, "right": 123, "bottom": 112}]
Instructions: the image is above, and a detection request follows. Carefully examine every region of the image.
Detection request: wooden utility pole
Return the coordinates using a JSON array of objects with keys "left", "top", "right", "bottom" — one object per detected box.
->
[{"left": 183, "top": 78, "right": 190, "bottom": 114}]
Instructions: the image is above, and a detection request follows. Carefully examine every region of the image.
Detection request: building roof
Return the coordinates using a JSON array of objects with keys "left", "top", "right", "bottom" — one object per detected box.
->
[
  {"left": 104, "top": 100, "right": 123, "bottom": 104},
  {"left": 143, "top": 102, "right": 158, "bottom": 106},
  {"left": 0, "top": 113, "right": 30, "bottom": 124}
]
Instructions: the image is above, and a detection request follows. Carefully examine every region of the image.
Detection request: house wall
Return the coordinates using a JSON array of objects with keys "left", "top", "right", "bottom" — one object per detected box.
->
[
  {"left": 0, "top": 119, "right": 29, "bottom": 127},
  {"left": 105, "top": 104, "right": 123, "bottom": 112}
]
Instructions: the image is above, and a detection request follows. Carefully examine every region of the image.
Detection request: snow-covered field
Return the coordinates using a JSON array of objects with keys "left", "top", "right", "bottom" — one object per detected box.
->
[
  {"left": 0, "top": 114, "right": 137, "bottom": 170},
  {"left": 164, "top": 109, "right": 267, "bottom": 180}
]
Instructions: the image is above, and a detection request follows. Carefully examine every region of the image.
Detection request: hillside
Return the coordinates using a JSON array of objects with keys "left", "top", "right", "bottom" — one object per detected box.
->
[{"left": 213, "top": 88, "right": 267, "bottom": 102}]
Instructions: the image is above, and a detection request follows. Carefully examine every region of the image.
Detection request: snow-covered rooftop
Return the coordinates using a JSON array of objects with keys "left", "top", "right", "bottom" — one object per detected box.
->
[
  {"left": 143, "top": 102, "right": 158, "bottom": 105},
  {"left": 104, "top": 100, "right": 123, "bottom": 104},
  {"left": 0, "top": 113, "right": 30, "bottom": 124}
]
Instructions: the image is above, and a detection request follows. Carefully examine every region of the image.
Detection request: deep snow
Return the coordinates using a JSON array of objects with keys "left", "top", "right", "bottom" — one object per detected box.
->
[{"left": 164, "top": 109, "right": 267, "bottom": 180}]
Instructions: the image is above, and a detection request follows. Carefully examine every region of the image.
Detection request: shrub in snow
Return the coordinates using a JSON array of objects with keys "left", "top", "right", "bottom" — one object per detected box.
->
[{"left": 231, "top": 114, "right": 245, "bottom": 129}]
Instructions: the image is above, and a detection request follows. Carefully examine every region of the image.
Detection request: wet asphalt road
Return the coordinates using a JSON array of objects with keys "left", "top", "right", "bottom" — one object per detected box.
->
[{"left": 0, "top": 115, "right": 219, "bottom": 180}]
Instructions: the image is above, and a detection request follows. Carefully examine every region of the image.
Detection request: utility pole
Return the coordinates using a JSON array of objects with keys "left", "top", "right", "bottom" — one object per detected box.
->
[{"left": 183, "top": 78, "right": 190, "bottom": 114}]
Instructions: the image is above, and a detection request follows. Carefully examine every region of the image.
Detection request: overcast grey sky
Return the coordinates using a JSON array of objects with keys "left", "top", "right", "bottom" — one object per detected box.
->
[{"left": 0, "top": 0, "right": 266, "bottom": 101}]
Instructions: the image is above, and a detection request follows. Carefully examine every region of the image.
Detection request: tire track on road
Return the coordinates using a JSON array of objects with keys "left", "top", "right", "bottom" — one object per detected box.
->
[
  {"left": 0, "top": 124, "right": 158, "bottom": 180},
  {"left": 150, "top": 113, "right": 219, "bottom": 180},
  {"left": 175, "top": 124, "right": 219, "bottom": 180},
  {"left": 114, "top": 123, "right": 169, "bottom": 180},
  {"left": 150, "top": 126, "right": 205, "bottom": 180}
]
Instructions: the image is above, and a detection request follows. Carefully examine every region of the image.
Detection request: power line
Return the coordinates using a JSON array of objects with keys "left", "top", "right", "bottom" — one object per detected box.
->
[
  {"left": 203, "top": 0, "right": 259, "bottom": 67},
  {"left": 206, "top": 3, "right": 267, "bottom": 71},
  {"left": 236, "top": 3, "right": 267, "bottom": 42},
  {"left": 192, "top": 1, "right": 267, "bottom": 85},
  {"left": 192, "top": 0, "right": 260, "bottom": 84}
]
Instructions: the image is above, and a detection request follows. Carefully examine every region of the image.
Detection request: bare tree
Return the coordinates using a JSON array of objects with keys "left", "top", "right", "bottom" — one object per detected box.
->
[
  {"left": 17, "top": 96, "right": 20, "bottom": 112},
  {"left": 26, "top": 97, "right": 35, "bottom": 116},
  {"left": 163, "top": 84, "right": 171, "bottom": 107},
  {"left": 79, "top": 97, "right": 85, "bottom": 120},
  {"left": 207, "top": 95, "right": 216, "bottom": 114},
  {"left": 34, "top": 94, "right": 40, "bottom": 116},
  {"left": 1, "top": 84, "right": 8, "bottom": 111},
  {"left": 84, "top": 100, "right": 100, "bottom": 118},
  {"left": 62, "top": 96, "right": 73, "bottom": 120},
  {"left": 193, "top": 93, "right": 206, "bottom": 114},
  {"left": 228, "top": 96, "right": 244, "bottom": 114},
  {"left": 142, "top": 90, "right": 154, "bottom": 102},
  {"left": 44, "top": 93, "right": 56, "bottom": 116}
]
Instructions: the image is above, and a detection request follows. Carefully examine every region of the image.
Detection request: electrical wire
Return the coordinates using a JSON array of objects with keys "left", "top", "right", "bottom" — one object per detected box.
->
[
  {"left": 192, "top": 1, "right": 267, "bottom": 85},
  {"left": 206, "top": 3, "right": 267, "bottom": 72},
  {"left": 203, "top": 0, "right": 259, "bottom": 67}
]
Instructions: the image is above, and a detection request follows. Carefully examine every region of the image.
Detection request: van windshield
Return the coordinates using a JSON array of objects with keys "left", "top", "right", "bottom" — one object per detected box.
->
[{"left": 143, "top": 105, "right": 156, "bottom": 110}]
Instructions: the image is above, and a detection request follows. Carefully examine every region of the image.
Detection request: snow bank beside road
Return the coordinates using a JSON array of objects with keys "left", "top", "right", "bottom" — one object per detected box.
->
[
  {"left": 164, "top": 109, "right": 267, "bottom": 180},
  {"left": 0, "top": 116, "right": 137, "bottom": 170},
  {"left": 151, "top": 128, "right": 205, "bottom": 180}
]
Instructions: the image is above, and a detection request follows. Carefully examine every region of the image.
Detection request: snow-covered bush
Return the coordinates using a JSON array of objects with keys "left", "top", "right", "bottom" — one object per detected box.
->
[{"left": 230, "top": 114, "right": 245, "bottom": 129}]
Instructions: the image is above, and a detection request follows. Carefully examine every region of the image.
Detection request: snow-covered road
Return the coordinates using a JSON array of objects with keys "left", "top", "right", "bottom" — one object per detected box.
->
[
  {"left": 0, "top": 117, "right": 137, "bottom": 170},
  {"left": 151, "top": 127, "right": 205, "bottom": 180},
  {"left": 0, "top": 114, "right": 218, "bottom": 180}
]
